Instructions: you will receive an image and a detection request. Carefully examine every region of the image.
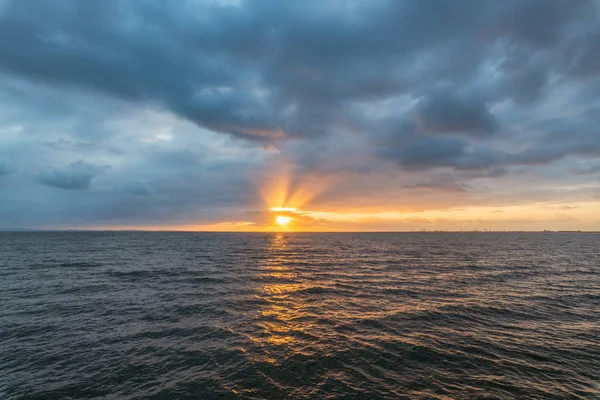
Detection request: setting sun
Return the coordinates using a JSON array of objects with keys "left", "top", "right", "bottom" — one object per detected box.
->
[{"left": 275, "top": 215, "right": 292, "bottom": 226}]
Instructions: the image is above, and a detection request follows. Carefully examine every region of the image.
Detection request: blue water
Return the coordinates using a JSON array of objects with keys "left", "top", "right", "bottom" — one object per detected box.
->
[{"left": 1, "top": 232, "right": 599, "bottom": 399}]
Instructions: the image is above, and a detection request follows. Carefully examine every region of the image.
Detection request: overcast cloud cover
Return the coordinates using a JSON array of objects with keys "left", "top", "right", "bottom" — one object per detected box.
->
[{"left": 0, "top": 0, "right": 599, "bottom": 230}]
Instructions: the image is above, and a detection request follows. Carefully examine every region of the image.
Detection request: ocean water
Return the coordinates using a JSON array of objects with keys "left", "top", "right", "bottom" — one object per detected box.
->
[{"left": 1, "top": 232, "right": 599, "bottom": 399}]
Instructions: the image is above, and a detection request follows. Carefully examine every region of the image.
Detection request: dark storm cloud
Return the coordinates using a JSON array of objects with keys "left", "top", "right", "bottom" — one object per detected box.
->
[
  {"left": 415, "top": 91, "right": 498, "bottom": 138},
  {"left": 0, "top": 0, "right": 278, "bottom": 139},
  {"left": 380, "top": 132, "right": 600, "bottom": 173},
  {"left": 500, "top": 0, "right": 582, "bottom": 47},
  {"left": 379, "top": 135, "right": 509, "bottom": 173},
  {"left": 379, "top": 111, "right": 600, "bottom": 173},
  {"left": 568, "top": 31, "right": 600, "bottom": 78},
  {"left": 383, "top": 137, "right": 467, "bottom": 171},
  {"left": 0, "top": 0, "right": 597, "bottom": 142},
  {"left": 37, "top": 161, "right": 108, "bottom": 190}
]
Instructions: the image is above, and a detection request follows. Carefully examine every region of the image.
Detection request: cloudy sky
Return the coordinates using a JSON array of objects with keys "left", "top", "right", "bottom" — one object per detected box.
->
[{"left": 1, "top": 0, "right": 599, "bottom": 231}]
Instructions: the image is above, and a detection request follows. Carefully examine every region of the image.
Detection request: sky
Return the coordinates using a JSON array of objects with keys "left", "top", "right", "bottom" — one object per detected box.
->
[{"left": 0, "top": 0, "right": 599, "bottom": 231}]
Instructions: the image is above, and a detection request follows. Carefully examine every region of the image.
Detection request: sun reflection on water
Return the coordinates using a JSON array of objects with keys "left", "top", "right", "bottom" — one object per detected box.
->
[{"left": 249, "top": 234, "right": 315, "bottom": 364}]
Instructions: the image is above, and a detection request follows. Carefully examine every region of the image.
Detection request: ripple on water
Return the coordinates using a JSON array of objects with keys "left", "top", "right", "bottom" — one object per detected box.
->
[{"left": 0, "top": 232, "right": 599, "bottom": 399}]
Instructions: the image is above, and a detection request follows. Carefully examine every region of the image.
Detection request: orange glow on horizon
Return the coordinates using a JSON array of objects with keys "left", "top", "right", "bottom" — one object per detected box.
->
[{"left": 69, "top": 200, "right": 600, "bottom": 232}]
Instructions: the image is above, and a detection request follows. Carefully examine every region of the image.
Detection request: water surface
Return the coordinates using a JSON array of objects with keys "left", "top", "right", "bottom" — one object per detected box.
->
[{"left": 1, "top": 232, "right": 599, "bottom": 399}]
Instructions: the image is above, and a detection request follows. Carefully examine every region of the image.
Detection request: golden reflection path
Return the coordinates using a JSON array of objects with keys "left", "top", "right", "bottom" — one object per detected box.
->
[{"left": 248, "top": 234, "right": 314, "bottom": 365}]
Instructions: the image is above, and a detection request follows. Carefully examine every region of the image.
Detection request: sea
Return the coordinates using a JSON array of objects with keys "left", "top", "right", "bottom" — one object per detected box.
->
[{"left": 1, "top": 232, "right": 599, "bottom": 399}]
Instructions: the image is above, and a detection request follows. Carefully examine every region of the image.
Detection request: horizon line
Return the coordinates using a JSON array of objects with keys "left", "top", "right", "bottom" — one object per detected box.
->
[{"left": 1, "top": 229, "right": 597, "bottom": 233}]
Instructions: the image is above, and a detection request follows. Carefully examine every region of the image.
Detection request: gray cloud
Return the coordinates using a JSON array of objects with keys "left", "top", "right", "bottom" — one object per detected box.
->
[
  {"left": 126, "top": 181, "right": 156, "bottom": 197},
  {"left": 404, "top": 178, "right": 472, "bottom": 193},
  {"left": 380, "top": 136, "right": 511, "bottom": 173},
  {"left": 382, "top": 136, "right": 468, "bottom": 171},
  {"left": 0, "top": 0, "right": 599, "bottom": 228},
  {"left": 37, "top": 161, "right": 108, "bottom": 190},
  {"left": 501, "top": 0, "right": 583, "bottom": 47},
  {"left": 415, "top": 91, "right": 498, "bottom": 138},
  {"left": 0, "top": 0, "right": 596, "bottom": 142},
  {"left": 150, "top": 148, "right": 202, "bottom": 168},
  {"left": 0, "top": 156, "right": 15, "bottom": 176},
  {"left": 571, "top": 165, "right": 600, "bottom": 175}
]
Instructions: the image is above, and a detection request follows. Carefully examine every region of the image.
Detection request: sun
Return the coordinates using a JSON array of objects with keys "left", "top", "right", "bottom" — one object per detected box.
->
[{"left": 275, "top": 215, "right": 292, "bottom": 227}]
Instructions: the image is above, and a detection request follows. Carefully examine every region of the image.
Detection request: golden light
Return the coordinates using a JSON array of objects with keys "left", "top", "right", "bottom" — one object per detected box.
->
[
  {"left": 258, "top": 163, "right": 337, "bottom": 232},
  {"left": 259, "top": 162, "right": 335, "bottom": 212},
  {"left": 275, "top": 215, "right": 292, "bottom": 226},
  {"left": 271, "top": 207, "right": 297, "bottom": 212}
]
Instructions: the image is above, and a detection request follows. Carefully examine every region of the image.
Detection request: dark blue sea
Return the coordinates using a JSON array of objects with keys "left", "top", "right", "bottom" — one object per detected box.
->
[{"left": 1, "top": 232, "right": 599, "bottom": 399}]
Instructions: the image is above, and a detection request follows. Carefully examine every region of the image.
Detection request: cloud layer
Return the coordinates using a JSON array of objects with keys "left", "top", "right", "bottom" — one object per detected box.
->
[
  {"left": 36, "top": 161, "right": 108, "bottom": 190},
  {"left": 0, "top": 0, "right": 599, "bottom": 229}
]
